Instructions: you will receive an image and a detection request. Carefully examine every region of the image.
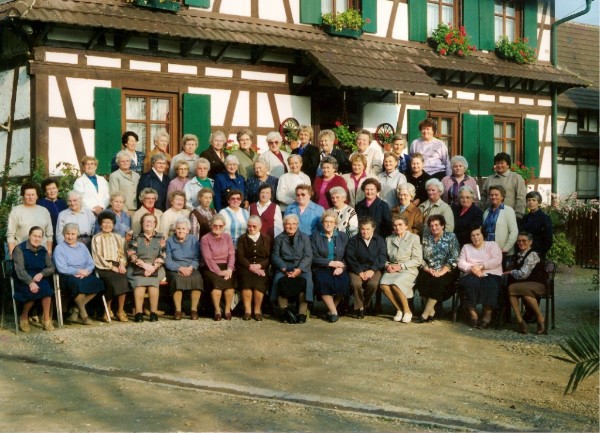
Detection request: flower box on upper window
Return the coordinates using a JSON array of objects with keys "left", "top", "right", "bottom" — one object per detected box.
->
[
  {"left": 132, "top": 0, "right": 181, "bottom": 12},
  {"left": 321, "top": 8, "right": 367, "bottom": 39}
]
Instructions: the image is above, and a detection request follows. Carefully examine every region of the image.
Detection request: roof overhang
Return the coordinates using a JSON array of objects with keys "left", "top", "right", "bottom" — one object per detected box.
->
[{"left": 558, "top": 135, "right": 600, "bottom": 149}]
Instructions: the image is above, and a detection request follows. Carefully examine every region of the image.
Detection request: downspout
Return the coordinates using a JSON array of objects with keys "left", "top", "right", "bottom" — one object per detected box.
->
[{"left": 550, "top": 0, "right": 594, "bottom": 197}]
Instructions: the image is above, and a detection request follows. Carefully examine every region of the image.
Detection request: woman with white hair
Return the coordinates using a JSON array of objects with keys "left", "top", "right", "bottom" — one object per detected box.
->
[
  {"left": 452, "top": 185, "right": 483, "bottom": 247},
  {"left": 169, "top": 134, "right": 199, "bottom": 178},
  {"left": 213, "top": 154, "right": 246, "bottom": 212},
  {"left": 109, "top": 150, "right": 140, "bottom": 212},
  {"left": 276, "top": 154, "right": 311, "bottom": 212},
  {"left": 184, "top": 158, "right": 214, "bottom": 210},
  {"left": 396, "top": 183, "right": 424, "bottom": 237},
  {"left": 441, "top": 155, "right": 480, "bottom": 206},
  {"left": 56, "top": 190, "right": 96, "bottom": 246},
  {"left": 245, "top": 158, "right": 279, "bottom": 205},
  {"left": 418, "top": 178, "right": 454, "bottom": 237},
  {"left": 327, "top": 186, "right": 358, "bottom": 237},
  {"left": 200, "top": 131, "right": 227, "bottom": 179},
  {"left": 73, "top": 156, "right": 110, "bottom": 216},
  {"left": 143, "top": 129, "right": 172, "bottom": 173},
  {"left": 236, "top": 215, "right": 272, "bottom": 321},
  {"left": 260, "top": 131, "right": 290, "bottom": 178}
]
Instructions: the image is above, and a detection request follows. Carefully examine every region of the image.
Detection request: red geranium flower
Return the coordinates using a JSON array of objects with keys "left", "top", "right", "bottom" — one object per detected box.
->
[
  {"left": 440, "top": 48, "right": 447, "bottom": 55},
  {"left": 335, "top": 121, "right": 342, "bottom": 127}
]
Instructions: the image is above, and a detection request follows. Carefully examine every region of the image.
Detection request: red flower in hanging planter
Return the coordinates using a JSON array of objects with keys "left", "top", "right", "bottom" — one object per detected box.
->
[
  {"left": 440, "top": 48, "right": 447, "bottom": 55},
  {"left": 445, "top": 33, "right": 453, "bottom": 44},
  {"left": 457, "top": 49, "right": 464, "bottom": 56},
  {"left": 335, "top": 121, "right": 342, "bottom": 127}
]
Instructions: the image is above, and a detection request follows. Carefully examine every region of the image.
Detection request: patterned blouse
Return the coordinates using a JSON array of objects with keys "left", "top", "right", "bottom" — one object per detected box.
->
[
  {"left": 127, "top": 232, "right": 166, "bottom": 268},
  {"left": 422, "top": 232, "right": 459, "bottom": 270},
  {"left": 510, "top": 249, "right": 541, "bottom": 280},
  {"left": 330, "top": 205, "right": 358, "bottom": 237}
]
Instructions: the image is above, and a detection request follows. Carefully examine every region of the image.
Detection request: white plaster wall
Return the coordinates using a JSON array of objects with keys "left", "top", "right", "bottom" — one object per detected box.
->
[
  {"left": 374, "top": 1, "right": 393, "bottom": 38},
  {"left": 557, "top": 163, "right": 577, "bottom": 195},
  {"left": 232, "top": 91, "right": 250, "bottom": 126},
  {"left": 258, "top": 0, "right": 286, "bottom": 21},
  {"left": 538, "top": 7, "right": 551, "bottom": 62},
  {"left": 394, "top": 3, "right": 409, "bottom": 40},
  {"left": 48, "top": 76, "right": 66, "bottom": 118},
  {"left": 274, "top": 94, "right": 310, "bottom": 126},
  {"left": 49, "top": 127, "right": 78, "bottom": 174},
  {"left": 363, "top": 103, "right": 400, "bottom": 130},
  {"left": 289, "top": 0, "right": 299, "bottom": 23},
  {"left": 9, "top": 128, "right": 31, "bottom": 176},
  {"left": 220, "top": 0, "right": 251, "bottom": 17},
  {"left": 256, "top": 92, "right": 274, "bottom": 128},
  {"left": 0, "top": 133, "right": 6, "bottom": 171},
  {"left": 14, "top": 67, "right": 30, "bottom": 121},
  {"left": 0, "top": 69, "right": 14, "bottom": 122},
  {"left": 187, "top": 87, "right": 232, "bottom": 126},
  {"left": 67, "top": 78, "right": 111, "bottom": 120},
  {"left": 400, "top": 104, "right": 423, "bottom": 134}
]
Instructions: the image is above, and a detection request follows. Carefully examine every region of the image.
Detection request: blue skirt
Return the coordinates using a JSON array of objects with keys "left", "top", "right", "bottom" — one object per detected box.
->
[
  {"left": 13, "top": 277, "right": 54, "bottom": 303},
  {"left": 61, "top": 274, "right": 104, "bottom": 296},
  {"left": 460, "top": 274, "right": 502, "bottom": 309},
  {"left": 313, "top": 268, "right": 350, "bottom": 297}
]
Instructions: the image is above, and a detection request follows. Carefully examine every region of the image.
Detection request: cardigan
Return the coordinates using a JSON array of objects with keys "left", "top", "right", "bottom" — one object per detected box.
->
[
  {"left": 108, "top": 169, "right": 140, "bottom": 211},
  {"left": 481, "top": 170, "right": 527, "bottom": 218},
  {"left": 482, "top": 205, "right": 519, "bottom": 254},
  {"left": 419, "top": 199, "right": 455, "bottom": 236},
  {"left": 137, "top": 169, "right": 171, "bottom": 211},
  {"left": 458, "top": 241, "right": 503, "bottom": 276},
  {"left": 346, "top": 234, "right": 387, "bottom": 273},
  {"left": 310, "top": 230, "right": 349, "bottom": 268},
  {"left": 312, "top": 175, "right": 349, "bottom": 209},
  {"left": 452, "top": 204, "right": 484, "bottom": 247},
  {"left": 519, "top": 209, "right": 553, "bottom": 259},
  {"left": 200, "top": 146, "right": 226, "bottom": 179},
  {"left": 73, "top": 174, "right": 110, "bottom": 211},
  {"left": 355, "top": 197, "right": 392, "bottom": 239},
  {"left": 236, "top": 233, "right": 272, "bottom": 271},
  {"left": 260, "top": 150, "right": 290, "bottom": 178}
]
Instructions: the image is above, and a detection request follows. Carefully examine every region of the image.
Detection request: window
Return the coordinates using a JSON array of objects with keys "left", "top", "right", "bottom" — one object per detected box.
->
[
  {"left": 321, "top": 0, "right": 361, "bottom": 14},
  {"left": 578, "top": 110, "right": 599, "bottom": 133},
  {"left": 428, "top": 112, "right": 458, "bottom": 157},
  {"left": 494, "top": 0, "right": 522, "bottom": 41},
  {"left": 494, "top": 117, "right": 521, "bottom": 160},
  {"left": 122, "top": 90, "right": 177, "bottom": 155},
  {"left": 427, "top": 0, "right": 459, "bottom": 36}
]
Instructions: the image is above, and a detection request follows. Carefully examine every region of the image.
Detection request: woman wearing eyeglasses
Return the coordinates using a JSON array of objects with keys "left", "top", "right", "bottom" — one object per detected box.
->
[{"left": 260, "top": 131, "right": 290, "bottom": 178}]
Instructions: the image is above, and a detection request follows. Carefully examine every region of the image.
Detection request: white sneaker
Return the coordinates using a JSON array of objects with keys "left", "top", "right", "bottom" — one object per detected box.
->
[
  {"left": 393, "top": 311, "right": 403, "bottom": 322},
  {"left": 401, "top": 312, "right": 413, "bottom": 323}
]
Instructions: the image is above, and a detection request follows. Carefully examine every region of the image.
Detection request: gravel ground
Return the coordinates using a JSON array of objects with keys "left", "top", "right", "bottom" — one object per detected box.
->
[{"left": 0, "top": 266, "right": 598, "bottom": 432}]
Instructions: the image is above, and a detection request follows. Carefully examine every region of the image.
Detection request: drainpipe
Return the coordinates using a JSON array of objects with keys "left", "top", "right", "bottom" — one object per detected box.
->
[{"left": 550, "top": 0, "right": 594, "bottom": 197}]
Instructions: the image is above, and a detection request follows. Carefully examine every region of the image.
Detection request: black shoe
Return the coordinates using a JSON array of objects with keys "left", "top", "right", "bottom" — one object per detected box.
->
[
  {"left": 427, "top": 315, "right": 435, "bottom": 323},
  {"left": 416, "top": 315, "right": 428, "bottom": 323},
  {"left": 149, "top": 312, "right": 158, "bottom": 322},
  {"left": 283, "top": 308, "right": 297, "bottom": 324},
  {"left": 134, "top": 313, "right": 144, "bottom": 323},
  {"left": 328, "top": 314, "right": 339, "bottom": 323},
  {"left": 298, "top": 314, "right": 307, "bottom": 324},
  {"left": 356, "top": 309, "right": 365, "bottom": 319}
]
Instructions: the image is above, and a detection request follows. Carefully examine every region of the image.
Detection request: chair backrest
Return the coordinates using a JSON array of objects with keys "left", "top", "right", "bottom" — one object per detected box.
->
[
  {"left": 1, "top": 260, "right": 14, "bottom": 279},
  {"left": 544, "top": 260, "right": 557, "bottom": 282}
]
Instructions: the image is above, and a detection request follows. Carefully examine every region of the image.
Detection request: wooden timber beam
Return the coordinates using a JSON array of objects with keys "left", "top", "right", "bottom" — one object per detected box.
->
[{"left": 214, "top": 42, "right": 231, "bottom": 63}]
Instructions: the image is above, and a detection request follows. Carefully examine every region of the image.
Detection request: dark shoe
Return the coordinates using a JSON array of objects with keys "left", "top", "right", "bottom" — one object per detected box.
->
[
  {"left": 415, "top": 315, "right": 428, "bottom": 323},
  {"left": 536, "top": 321, "right": 546, "bottom": 335},
  {"left": 374, "top": 303, "right": 382, "bottom": 315},
  {"left": 355, "top": 309, "right": 365, "bottom": 319},
  {"left": 427, "top": 315, "right": 435, "bottom": 323},
  {"left": 480, "top": 320, "right": 491, "bottom": 329},
  {"left": 254, "top": 314, "right": 263, "bottom": 322},
  {"left": 134, "top": 313, "right": 144, "bottom": 323},
  {"left": 517, "top": 320, "right": 528, "bottom": 334},
  {"left": 190, "top": 310, "right": 199, "bottom": 321},
  {"left": 174, "top": 311, "right": 183, "bottom": 321},
  {"left": 328, "top": 313, "right": 339, "bottom": 323},
  {"left": 149, "top": 312, "right": 158, "bottom": 322},
  {"left": 224, "top": 312, "right": 232, "bottom": 321},
  {"left": 243, "top": 313, "right": 252, "bottom": 321},
  {"left": 469, "top": 318, "right": 480, "bottom": 328},
  {"left": 298, "top": 314, "right": 307, "bottom": 324},
  {"left": 214, "top": 313, "right": 222, "bottom": 321},
  {"left": 283, "top": 307, "right": 297, "bottom": 324}
]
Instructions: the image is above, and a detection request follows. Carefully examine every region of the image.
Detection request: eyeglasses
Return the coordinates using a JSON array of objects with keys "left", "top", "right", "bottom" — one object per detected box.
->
[
  {"left": 144, "top": 197, "right": 157, "bottom": 201},
  {"left": 177, "top": 167, "right": 189, "bottom": 171},
  {"left": 296, "top": 193, "right": 307, "bottom": 197},
  {"left": 212, "top": 224, "right": 224, "bottom": 228},
  {"left": 268, "top": 141, "right": 280, "bottom": 144},
  {"left": 229, "top": 197, "right": 242, "bottom": 201}
]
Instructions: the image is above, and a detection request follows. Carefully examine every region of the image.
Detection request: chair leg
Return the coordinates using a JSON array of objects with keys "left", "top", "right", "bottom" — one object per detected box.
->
[
  {"left": 101, "top": 295, "right": 111, "bottom": 323},
  {"left": 54, "top": 274, "right": 64, "bottom": 328},
  {"left": 11, "top": 280, "right": 19, "bottom": 334}
]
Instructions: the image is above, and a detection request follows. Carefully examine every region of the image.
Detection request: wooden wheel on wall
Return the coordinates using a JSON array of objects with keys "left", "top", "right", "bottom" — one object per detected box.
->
[
  {"left": 375, "top": 123, "right": 395, "bottom": 147},
  {"left": 279, "top": 117, "right": 300, "bottom": 146}
]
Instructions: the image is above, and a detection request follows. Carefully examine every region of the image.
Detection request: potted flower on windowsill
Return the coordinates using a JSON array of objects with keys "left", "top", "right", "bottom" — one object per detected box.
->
[
  {"left": 495, "top": 36, "right": 537, "bottom": 64},
  {"left": 321, "top": 9, "right": 367, "bottom": 39},
  {"left": 510, "top": 161, "right": 536, "bottom": 184},
  {"left": 428, "top": 23, "right": 476, "bottom": 57},
  {"left": 130, "top": 0, "right": 181, "bottom": 13},
  {"left": 332, "top": 121, "right": 357, "bottom": 153}
]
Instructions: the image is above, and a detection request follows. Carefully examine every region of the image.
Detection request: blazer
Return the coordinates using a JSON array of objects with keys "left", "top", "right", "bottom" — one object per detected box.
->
[
  {"left": 346, "top": 234, "right": 387, "bottom": 274},
  {"left": 236, "top": 233, "right": 272, "bottom": 271},
  {"left": 312, "top": 175, "right": 349, "bottom": 208},
  {"left": 109, "top": 169, "right": 140, "bottom": 211},
  {"left": 73, "top": 174, "right": 110, "bottom": 211},
  {"left": 385, "top": 232, "right": 423, "bottom": 275},
  {"left": 260, "top": 150, "right": 290, "bottom": 178},
  {"left": 355, "top": 197, "right": 392, "bottom": 239},
  {"left": 399, "top": 203, "right": 424, "bottom": 237},
  {"left": 342, "top": 172, "right": 375, "bottom": 208},
  {"left": 271, "top": 231, "right": 313, "bottom": 273},
  {"left": 137, "top": 169, "right": 171, "bottom": 211},
  {"left": 310, "top": 230, "right": 349, "bottom": 269},
  {"left": 452, "top": 203, "right": 484, "bottom": 247},
  {"left": 292, "top": 144, "right": 320, "bottom": 182},
  {"left": 483, "top": 205, "right": 519, "bottom": 255},
  {"left": 419, "top": 199, "right": 455, "bottom": 236},
  {"left": 329, "top": 147, "right": 351, "bottom": 174},
  {"left": 200, "top": 147, "right": 226, "bottom": 179}
]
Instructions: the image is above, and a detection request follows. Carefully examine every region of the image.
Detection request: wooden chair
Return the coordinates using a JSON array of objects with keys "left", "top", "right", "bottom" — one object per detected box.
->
[{"left": 541, "top": 260, "right": 557, "bottom": 334}]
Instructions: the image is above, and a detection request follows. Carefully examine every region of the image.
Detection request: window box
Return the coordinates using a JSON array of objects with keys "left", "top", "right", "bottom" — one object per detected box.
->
[
  {"left": 323, "top": 25, "right": 363, "bottom": 39},
  {"left": 132, "top": 0, "right": 181, "bottom": 12}
]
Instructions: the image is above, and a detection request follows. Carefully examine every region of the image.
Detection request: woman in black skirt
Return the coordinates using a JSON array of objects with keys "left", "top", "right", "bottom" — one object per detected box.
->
[
  {"left": 165, "top": 217, "right": 203, "bottom": 320},
  {"left": 310, "top": 210, "right": 350, "bottom": 323},
  {"left": 92, "top": 211, "right": 130, "bottom": 322},
  {"left": 236, "top": 215, "right": 272, "bottom": 321}
]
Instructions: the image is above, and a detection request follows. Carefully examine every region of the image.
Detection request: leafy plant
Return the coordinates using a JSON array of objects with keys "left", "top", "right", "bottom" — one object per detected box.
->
[
  {"left": 428, "top": 23, "right": 476, "bottom": 57},
  {"left": 0, "top": 158, "right": 26, "bottom": 245},
  {"left": 510, "top": 161, "right": 535, "bottom": 184},
  {"left": 224, "top": 139, "right": 239, "bottom": 155},
  {"left": 332, "top": 121, "right": 357, "bottom": 152},
  {"left": 590, "top": 273, "right": 599, "bottom": 292},
  {"left": 546, "top": 232, "right": 576, "bottom": 266},
  {"left": 495, "top": 36, "right": 536, "bottom": 64},
  {"left": 552, "top": 324, "right": 599, "bottom": 394},
  {"left": 321, "top": 8, "right": 367, "bottom": 31},
  {"left": 53, "top": 161, "right": 81, "bottom": 199}
]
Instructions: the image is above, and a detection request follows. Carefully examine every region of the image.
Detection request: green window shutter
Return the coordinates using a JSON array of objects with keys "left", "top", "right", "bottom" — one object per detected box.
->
[
  {"left": 463, "top": 0, "right": 481, "bottom": 48},
  {"left": 462, "top": 113, "right": 480, "bottom": 176},
  {"left": 478, "top": 0, "right": 495, "bottom": 51},
  {"left": 183, "top": 0, "right": 210, "bottom": 7},
  {"left": 407, "top": 109, "right": 427, "bottom": 145},
  {"left": 523, "top": 118, "right": 539, "bottom": 172},
  {"left": 300, "top": 0, "right": 322, "bottom": 25},
  {"left": 479, "top": 115, "right": 495, "bottom": 176},
  {"left": 94, "top": 87, "right": 122, "bottom": 175},
  {"left": 522, "top": 0, "right": 538, "bottom": 49},
  {"left": 408, "top": 0, "right": 427, "bottom": 42},
  {"left": 183, "top": 93, "right": 211, "bottom": 155},
  {"left": 362, "top": 0, "right": 377, "bottom": 33}
]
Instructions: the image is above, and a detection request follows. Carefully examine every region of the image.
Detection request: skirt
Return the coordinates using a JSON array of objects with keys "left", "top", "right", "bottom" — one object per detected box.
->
[
  {"left": 508, "top": 281, "right": 546, "bottom": 298},
  {"left": 96, "top": 269, "right": 130, "bottom": 299},
  {"left": 313, "top": 268, "right": 350, "bottom": 297},
  {"left": 379, "top": 269, "right": 418, "bottom": 298},
  {"left": 416, "top": 269, "right": 458, "bottom": 301},
  {"left": 61, "top": 274, "right": 104, "bottom": 296},
  {"left": 13, "top": 277, "right": 54, "bottom": 303},
  {"left": 127, "top": 266, "right": 165, "bottom": 289},
  {"left": 166, "top": 269, "right": 204, "bottom": 294},
  {"left": 459, "top": 274, "right": 502, "bottom": 309},
  {"left": 237, "top": 268, "right": 269, "bottom": 293},
  {"left": 201, "top": 263, "right": 237, "bottom": 290}
]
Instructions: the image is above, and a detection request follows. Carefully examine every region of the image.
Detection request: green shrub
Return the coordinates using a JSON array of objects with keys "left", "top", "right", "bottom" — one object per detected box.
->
[{"left": 547, "top": 232, "right": 576, "bottom": 266}]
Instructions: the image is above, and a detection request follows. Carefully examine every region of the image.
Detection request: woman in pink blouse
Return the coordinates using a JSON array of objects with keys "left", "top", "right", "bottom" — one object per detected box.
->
[
  {"left": 312, "top": 156, "right": 348, "bottom": 209},
  {"left": 457, "top": 225, "right": 503, "bottom": 329},
  {"left": 200, "top": 214, "right": 236, "bottom": 321}
]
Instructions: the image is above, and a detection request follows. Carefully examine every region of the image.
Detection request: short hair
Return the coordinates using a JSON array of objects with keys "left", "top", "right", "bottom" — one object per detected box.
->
[
  {"left": 451, "top": 155, "right": 469, "bottom": 170},
  {"left": 140, "top": 212, "right": 158, "bottom": 227},
  {"left": 258, "top": 183, "right": 274, "bottom": 196},
  {"left": 224, "top": 155, "right": 240, "bottom": 165},
  {"left": 247, "top": 215, "right": 262, "bottom": 227},
  {"left": 109, "top": 191, "right": 125, "bottom": 202},
  {"left": 287, "top": 154, "right": 303, "bottom": 165},
  {"left": 391, "top": 134, "right": 406, "bottom": 144},
  {"left": 358, "top": 216, "right": 376, "bottom": 229},
  {"left": 518, "top": 231, "right": 533, "bottom": 241},
  {"left": 121, "top": 131, "right": 138, "bottom": 145},
  {"left": 197, "top": 187, "right": 214, "bottom": 201},
  {"left": 318, "top": 129, "right": 335, "bottom": 142},
  {"left": 21, "top": 182, "right": 39, "bottom": 197},
  {"left": 321, "top": 209, "right": 340, "bottom": 225},
  {"left": 329, "top": 186, "right": 347, "bottom": 199},
  {"left": 153, "top": 129, "right": 170, "bottom": 145},
  {"left": 425, "top": 178, "right": 444, "bottom": 194},
  {"left": 320, "top": 155, "right": 338, "bottom": 170},
  {"left": 139, "top": 187, "right": 158, "bottom": 202},
  {"left": 174, "top": 217, "right": 191, "bottom": 230},
  {"left": 67, "top": 190, "right": 83, "bottom": 201},
  {"left": 210, "top": 131, "right": 226, "bottom": 144},
  {"left": 349, "top": 153, "right": 367, "bottom": 167},
  {"left": 63, "top": 222, "right": 80, "bottom": 235},
  {"left": 150, "top": 153, "right": 167, "bottom": 166},
  {"left": 299, "top": 125, "right": 314, "bottom": 140},
  {"left": 526, "top": 191, "right": 543, "bottom": 204},
  {"left": 97, "top": 210, "right": 116, "bottom": 225},
  {"left": 169, "top": 190, "right": 186, "bottom": 206},
  {"left": 489, "top": 185, "right": 507, "bottom": 199},
  {"left": 174, "top": 160, "right": 190, "bottom": 173},
  {"left": 469, "top": 224, "right": 487, "bottom": 238},
  {"left": 180, "top": 134, "right": 198, "bottom": 150},
  {"left": 266, "top": 131, "right": 283, "bottom": 143},
  {"left": 196, "top": 157, "right": 210, "bottom": 170},
  {"left": 81, "top": 156, "right": 98, "bottom": 166},
  {"left": 253, "top": 159, "right": 268, "bottom": 170},
  {"left": 283, "top": 213, "right": 300, "bottom": 224},
  {"left": 29, "top": 226, "right": 44, "bottom": 236},
  {"left": 383, "top": 151, "right": 399, "bottom": 162},
  {"left": 427, "top": 214, "right": 446, "bottom": 228},
  {"left": 210, "top": 214, "right": 226, "bottom": 227},
  {"left": 392, "top": 214, "right": 409, "bottom": 226},
  {"left": 237, "top": 129, "right": 254, "bottom": 142},
  {"left": 226, "top": 189, "right": 244, "bottom": 202},
  {"left": 458, "top": 186, "right": 476, "bottom": 198},
  {"left": 41, "top": 177, "right": 59, "bottom": 193},
  {"left": 115, "top": 150, "right": 132, "bottom": 163},
  {"left": 494, "top": 152, "right": 512, "bottom": 166},
  {"left": 295, "top": 184, "right": 313, "bottom": 197},
  {"left": 361, "top": 178, "right": 381, "bottom": 192},
  {"left": 397, "top": 182, "right": 416, "bottom": 199},
  {"left": 418, "top": 118, "right": 437, "bottom": 134},
  {"left": 411, "top": 152, "right": 424, "bottom": 163},
  {"left": 356, "top": 129, "right": 372, "bottom": 142}
]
